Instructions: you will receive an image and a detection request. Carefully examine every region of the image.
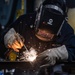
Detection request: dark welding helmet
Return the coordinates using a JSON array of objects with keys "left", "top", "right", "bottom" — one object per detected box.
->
[{"left": 35, "top": 0, "right": 66, "bottom": 35}]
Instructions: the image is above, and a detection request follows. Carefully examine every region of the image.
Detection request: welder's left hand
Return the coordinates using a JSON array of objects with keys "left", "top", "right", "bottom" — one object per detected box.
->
[
  {"left": 36, "top": 45, "right": 68, "bottom": 67},
  {"left": 4, "top": 28, "right": 24, "bottom": 52}
]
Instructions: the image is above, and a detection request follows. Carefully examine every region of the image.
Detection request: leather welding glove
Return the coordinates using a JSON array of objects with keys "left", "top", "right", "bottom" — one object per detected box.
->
[
  {"left": 4, "top": 28, "right": 24, "bottom": 52},
  {"left": 36, "top": 45, "right": 68, "bottom": 67}
]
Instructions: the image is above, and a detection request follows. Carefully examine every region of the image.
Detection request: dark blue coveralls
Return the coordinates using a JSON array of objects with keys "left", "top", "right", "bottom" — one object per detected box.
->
[{"left": 0, "top": 0, "right": 75, "bottom": 75}]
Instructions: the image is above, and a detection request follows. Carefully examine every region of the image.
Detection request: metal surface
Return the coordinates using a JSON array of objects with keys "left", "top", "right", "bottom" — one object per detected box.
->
[
  {"left": 0, "top": 61, "right": 75, "bottom": 69},
  {"left": 0, "top": 61, "right": 34, "bottom": 70},
  {"left": 0, "top": 61, "right": 75, "bottom": 74}
]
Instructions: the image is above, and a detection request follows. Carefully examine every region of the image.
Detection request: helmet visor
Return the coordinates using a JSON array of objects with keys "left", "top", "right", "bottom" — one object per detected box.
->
[{"left": 35, "top": 5, "right": 65, "bottom": 34}]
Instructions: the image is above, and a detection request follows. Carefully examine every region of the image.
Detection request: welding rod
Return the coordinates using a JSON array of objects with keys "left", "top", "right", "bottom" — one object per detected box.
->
[
  {"left": 16, "top": 33, "right": 29, "bottom": 52},
  {"left": 23, "top": 44, "right": 29, "bottom": 52},
  {"left": 19, "top": 38, "right": 29, "bottom": 52}
]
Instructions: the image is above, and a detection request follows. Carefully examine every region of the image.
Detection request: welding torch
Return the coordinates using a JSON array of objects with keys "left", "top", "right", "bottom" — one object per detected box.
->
[{"left": 15, "top": 33, "right": 29, "bottom": 52}]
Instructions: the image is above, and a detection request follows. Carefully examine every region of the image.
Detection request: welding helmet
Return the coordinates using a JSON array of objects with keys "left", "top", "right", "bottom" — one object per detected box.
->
[{"left": 35, "top": 0, "right": 66, "bottom": 35}]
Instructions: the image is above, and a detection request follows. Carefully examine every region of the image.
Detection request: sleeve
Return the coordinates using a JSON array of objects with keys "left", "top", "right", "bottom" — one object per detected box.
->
[
  {"left": 0, "top": 14, "right": 27, "bottom": 59},
  {"left": 61, "top": 21, "right": 75, "bottom": 61},
  {"left": 67, "top": 35, "right": 75, "bottom": 61},
  {"left": 0, "top": 13, "right": 36, "bottom": 59}
]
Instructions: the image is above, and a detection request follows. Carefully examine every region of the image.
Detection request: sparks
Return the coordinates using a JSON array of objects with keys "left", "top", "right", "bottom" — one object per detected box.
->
[{"left": 21, "top": 47, "right": 37, "bottom": 62}]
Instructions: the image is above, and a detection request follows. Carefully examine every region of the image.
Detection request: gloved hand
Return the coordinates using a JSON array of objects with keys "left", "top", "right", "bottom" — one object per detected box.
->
[
  {"left": 35, "top": 45, "right": 68, "bottom": 67},
  {"left": 4, "top": 28, "right": 24, "bottom": 52}
]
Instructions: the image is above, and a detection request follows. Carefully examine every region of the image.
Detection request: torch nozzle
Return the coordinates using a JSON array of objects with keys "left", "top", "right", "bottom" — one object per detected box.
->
[
  {"left": 23, "top": 44, "right": 29, "bottom": 52},
  {"left": 16, "top": 33, "right": 29, "bottom": 52}
]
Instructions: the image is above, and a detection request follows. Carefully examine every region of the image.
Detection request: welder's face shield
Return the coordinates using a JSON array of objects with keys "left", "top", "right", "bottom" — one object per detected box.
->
[{"left": 35, "top": 4, "right": 65, "bottom": 41}]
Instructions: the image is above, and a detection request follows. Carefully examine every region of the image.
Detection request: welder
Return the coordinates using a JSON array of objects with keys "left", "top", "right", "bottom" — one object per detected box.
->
[{"left": 0, "top": 0, "right": 75, "bottom": 75}]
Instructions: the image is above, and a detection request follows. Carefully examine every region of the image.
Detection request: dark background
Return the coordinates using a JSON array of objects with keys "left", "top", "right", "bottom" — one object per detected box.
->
[{"left": 0, "top": 0, "right": 37, "bottom": 28}]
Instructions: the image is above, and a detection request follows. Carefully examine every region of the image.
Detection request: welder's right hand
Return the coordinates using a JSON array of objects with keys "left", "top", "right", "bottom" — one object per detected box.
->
[{"left": 4, "top": 28, "right": 24, "bottom": 52}]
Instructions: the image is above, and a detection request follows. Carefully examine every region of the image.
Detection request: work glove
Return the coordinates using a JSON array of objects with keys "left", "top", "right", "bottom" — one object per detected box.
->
[
  {"left": 4, "top": 28, "right": 24, "bottom": 52},
  {"left": 35, "top": 45, "right": 68, "bottom": 67}
]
